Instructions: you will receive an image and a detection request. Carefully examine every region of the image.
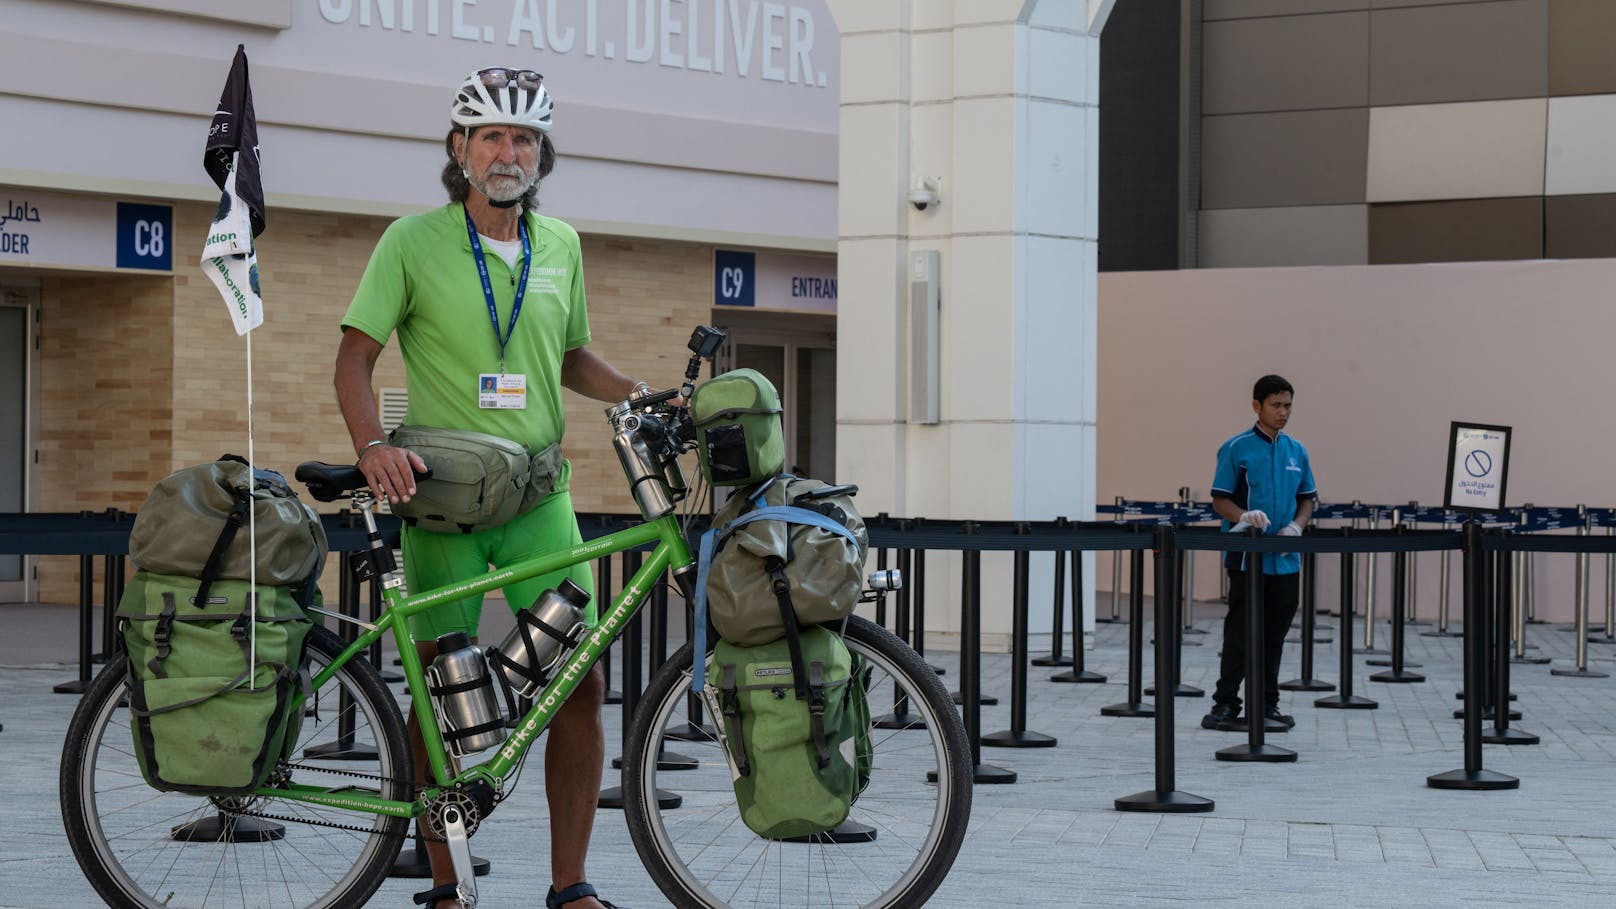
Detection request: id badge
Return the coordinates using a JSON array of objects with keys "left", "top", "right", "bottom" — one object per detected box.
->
[{"left": 478, "top": 373, "right": 527, "bottom": 410}]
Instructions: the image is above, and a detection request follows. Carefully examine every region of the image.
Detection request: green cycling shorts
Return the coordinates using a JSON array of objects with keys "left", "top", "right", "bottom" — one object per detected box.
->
[{"left": 401, "top": 462, "right": 595, "bottom": 642}]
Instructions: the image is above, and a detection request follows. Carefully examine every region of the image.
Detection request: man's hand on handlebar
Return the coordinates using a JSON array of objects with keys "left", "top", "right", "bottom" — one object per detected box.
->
[{"left": 357, "top": 443, "right": 428, "bottom": 505}]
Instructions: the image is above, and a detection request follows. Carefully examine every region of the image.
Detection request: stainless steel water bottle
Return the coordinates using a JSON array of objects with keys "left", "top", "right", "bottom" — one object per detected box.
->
[
  {"left": 426, "top": 631, "right": 505, "bottom": 756},
  {"left": 492, "top": 579, "right": 592, "bottom": 698}
]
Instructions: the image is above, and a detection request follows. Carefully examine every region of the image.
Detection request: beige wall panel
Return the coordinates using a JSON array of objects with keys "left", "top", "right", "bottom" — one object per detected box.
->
[
  {"left": 1367, "top": 99, "right": 1547, "bottom": 203},
  {"left": 1546, "top": 94, "right": 1616, "bottom": 195},
  {"left": 1545, "top": 194, "right": 1616, "bottom": 258},
  {"left": 1205, "top": 0, "right": 1368, "bottom": 20},
  {"left": 1549, "top": 0, "right": 1616, "bottom": 96},
  {"left": 1098, "top": 259, "right": 1616, "bottom": 619},
  {"left": 1201, "top": 109, "right": 1370, "bottom": 209},
  {"left": 1199, "top": 205, "right": 1369, "bottom": 267},
  {"left": 1368, "top": 197, "right": 1543, "bottom": 264},
  {"left": 1369, "top": 0, "right": 1548, "bottom": 106},
  {"left": 1203, "top": 13, "right": 1369, "bottom": 115},
  {"left": 840, "top": 30, "right": 909, "bottom": 105}
]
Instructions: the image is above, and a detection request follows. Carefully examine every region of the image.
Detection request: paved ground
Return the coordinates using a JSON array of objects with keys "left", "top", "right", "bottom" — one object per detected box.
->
[{"left": 5, "top": 594, "right": 1616, "bottom": 907}]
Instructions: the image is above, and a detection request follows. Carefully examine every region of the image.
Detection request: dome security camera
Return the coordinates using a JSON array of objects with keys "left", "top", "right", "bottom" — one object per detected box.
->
[{"left": 908, "top": 176, "right": 940, "bottom": 212}]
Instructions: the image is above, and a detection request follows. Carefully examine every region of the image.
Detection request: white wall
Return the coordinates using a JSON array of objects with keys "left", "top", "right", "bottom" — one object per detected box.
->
[{"left": 1099, "top": 259, "right": 1616, "bottom": 623}]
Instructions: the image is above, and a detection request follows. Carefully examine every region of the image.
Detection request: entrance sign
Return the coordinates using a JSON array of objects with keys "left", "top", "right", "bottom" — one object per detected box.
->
[
  {"left": 0, "top": 187, "right": 173, "bottom": 273},
  {"left": 1444, "top": 421, "right": 1511, "bottom": 513},
  {"left": 714, "top": 248, "right": 835, "bottom": 313}
]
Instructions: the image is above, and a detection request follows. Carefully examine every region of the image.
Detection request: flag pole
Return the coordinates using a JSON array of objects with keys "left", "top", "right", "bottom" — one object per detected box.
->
[{"left": 247, "top": 317, "right": 256, "bottom": 680}]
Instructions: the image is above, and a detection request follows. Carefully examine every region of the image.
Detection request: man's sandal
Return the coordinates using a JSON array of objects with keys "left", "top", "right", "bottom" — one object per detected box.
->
[
  {"left": 546, "top": 881, "right": 622, "bottom": 909},
  {"left": 411, "top": 882, "right": 462, "bottom": 908}
]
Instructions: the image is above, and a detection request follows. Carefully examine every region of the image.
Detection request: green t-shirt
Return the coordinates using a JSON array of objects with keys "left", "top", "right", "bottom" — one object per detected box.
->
[{"left": 342, "top": 203, "right": 591, "bottom": 452}]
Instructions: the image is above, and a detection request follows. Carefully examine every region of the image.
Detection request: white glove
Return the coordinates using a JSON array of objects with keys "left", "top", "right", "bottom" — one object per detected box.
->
[
  {"left": 1277, "top": 521, "right": 1302, "bottom": 537},
  {"left": 1239, "top": 510, "right": 1270, "bottom": 530}
]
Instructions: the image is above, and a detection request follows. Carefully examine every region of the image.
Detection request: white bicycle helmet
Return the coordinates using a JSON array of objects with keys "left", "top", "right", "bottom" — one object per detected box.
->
[{"left": 450, "top": 67, "right": 553, "bottom": 133}]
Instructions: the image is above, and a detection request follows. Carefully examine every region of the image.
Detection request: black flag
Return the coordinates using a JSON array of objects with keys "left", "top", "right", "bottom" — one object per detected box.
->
[{"left": 204, "top": 44, "right": 264, "bottom": 238}]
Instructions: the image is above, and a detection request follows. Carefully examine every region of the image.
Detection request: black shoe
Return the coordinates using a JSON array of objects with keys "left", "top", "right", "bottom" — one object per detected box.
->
[
  {"left": 1201, "top": 703, "right": 1240, "bottom": 730},
  {"left": 1264, "top": 706, "right": 1296, "bottom": 728}
]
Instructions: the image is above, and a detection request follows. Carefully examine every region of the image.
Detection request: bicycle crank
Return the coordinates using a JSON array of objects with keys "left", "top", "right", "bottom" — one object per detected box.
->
[{"left": 444, "top": 805, "right": 479, "bottom": 909}]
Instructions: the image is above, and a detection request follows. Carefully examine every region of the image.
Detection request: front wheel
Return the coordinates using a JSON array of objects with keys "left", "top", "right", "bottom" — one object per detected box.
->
[
  {"left": 624, "top": 615, "right": 973, "bottom": 909},
  {"left": 60, "top": 624, "right": 412, "bottom": 909}
]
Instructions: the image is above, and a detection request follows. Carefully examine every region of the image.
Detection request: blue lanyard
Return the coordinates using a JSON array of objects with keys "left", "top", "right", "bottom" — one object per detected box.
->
[{"left": 462, "top": 205, "right": 532, "bottom": 370}]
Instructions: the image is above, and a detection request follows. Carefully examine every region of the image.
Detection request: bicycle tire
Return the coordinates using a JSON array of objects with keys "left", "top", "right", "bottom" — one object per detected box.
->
[
  {"left": 61, "top": 625, "right": 412, "bottom": 909},
  {"left": 623, "top": 615, "right": 972, "bottom": 909}
]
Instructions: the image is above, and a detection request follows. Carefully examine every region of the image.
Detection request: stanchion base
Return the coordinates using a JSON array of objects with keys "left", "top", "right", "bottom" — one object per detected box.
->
[
  {"left": 780, "top": 819, "right": 878, "bottom": 844},
  {"left": 950, "top": 691, "right": 999, "bottom": 706},
  {"left": 1144, "top": 684, "right": 1206, "bottom": 698},
  {"left": 171, "top": 814, "right": 285, "bottom": 843},
  {"left": 1114, "top": 789, "right": 1214, "bottom": 813},
  {"left": 1420, "top": 629, "right": 1463, "bottom": 638},
  {"left": 1369, "top": 670, "right": 1427, "bottom": 684},
  {"left": 389, "top": 839, "right": 491, "bottom": 878},
  {"left": 1216, "top": 743, "right": 1298, "bottom": 762},
  {"left": 1278, "top": 678, "right": 1336, "bottom": 692},
  {"left": 1588, "top": 636, "right": 1616, "bottom": 645},
  {"left": 969, "top": 764, "right": 1017, "bottom": 784},
  {"left": 1365, "top": 658, "right": 1423, "bottom": 668},
  {"left": 303, "top": 741, "right": 379, "bottom": 761},
  {"left": 1427, "top": 768, "right": 1518, "bottom": 790},
  {"left": 873, "top": 713, "right": 927, "bottom": 731},
  {"left": 1482, "top": 727, "right": 1541, "bottom": 745},
  {"left": 604, "top": 689, "right": 624, "bottom": 706},
  {"left": 53, "top": 678, "right": 90, "bottom": 695},
  {"left": 1183, "top": 626, "right": 1207, "bottom": 636},
  {"left": 1551, "top": 667, "right": 1610, "bottom": 678},
  {"left": 1031, "top": 655, "right": 1073, "bottom": 667},
  {"left": 1316, "top": 694, "right": 1378, "bottom": 710},
  {"left": 1352, "top": 647, "right": 1389, "bottom": 656},
  {"left": 981, "top": 729, "right": 1058, "bottom": 748},
  {"left": 1455, "top": 690, "right": 1516, "bottom": 701},
  {"left": 1208, "top": 716, "right": 1288, "bottom": 734},
  {"left": 1049, "top": 669, "right": 1107, "bottom": 684},
  {"left": 598, "top": 785, "right": 680, "bottom": 810},
  {"left": 377, "top": 669, "right": 404, "bottom": 683},
  {"left": 1510, "top": 655, "right": 1552, "bottom": 665},
  {"left": 1094, "top": 616, "right": 1124, "bottom": 624},
  {"left": 928, "top": 663, "right": 947, "bottom": 676},
  {"left": 1452, "top": 708, "right": 1521, "bottom": 721},
  {"left": 1100, "top": 702, "right": 1154, "bottom": 718}
]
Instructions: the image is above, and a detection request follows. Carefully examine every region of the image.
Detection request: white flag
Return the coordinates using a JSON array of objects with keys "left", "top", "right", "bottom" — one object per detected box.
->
[{"left": 202, "top": 159, "right": 263, "bottom": 336}]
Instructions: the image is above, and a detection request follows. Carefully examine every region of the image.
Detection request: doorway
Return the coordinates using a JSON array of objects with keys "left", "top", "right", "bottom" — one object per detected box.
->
[{"left": 0, "top": 279, "right": 37, "bottom": 602}]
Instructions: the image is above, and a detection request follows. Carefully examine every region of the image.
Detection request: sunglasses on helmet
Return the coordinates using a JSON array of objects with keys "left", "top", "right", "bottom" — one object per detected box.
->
[{"left": 477, "top": 68, "right": 544, "bottom": 92}]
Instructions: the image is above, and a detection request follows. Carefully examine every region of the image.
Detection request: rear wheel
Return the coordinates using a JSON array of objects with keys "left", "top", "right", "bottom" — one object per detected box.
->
[
  {"left": 624, "top": 615, "right": 972, "bottom": 909},
  {"left": 61, "top": 625, "right": 412, "bottom": 909}
]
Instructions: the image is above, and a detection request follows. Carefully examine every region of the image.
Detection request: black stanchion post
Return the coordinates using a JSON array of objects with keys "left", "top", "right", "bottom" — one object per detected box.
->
[
  {"left": 599, "top": 549, "right": 678, "bottom": 808},
  {"left": 1053, "top": 546, "right": 1106, "bottom": 683},
  {"left": 1484, "top": 533, "right": 1539, "bottom": 745},
  {"left": 1280, "top": 549, "right": 1334, "bottom": 692},
  {"left": 875, "top": 542, "right": 890, "bottom": 628},
  {"left": 984, "top": 538, "right": 1056, "bottom": 748},
  {"left": 1429, "top": 522, "right": 1518, "bottom": 790},
  {"left": 54, "top": 511, "right": 97, "bottom": 694},
  {"left": 958, "top": 532, "right": 1015, "bottom": 783},
  {"left": 895, "top": 525, "right": 913, "bottom": 643},
  {"left": 598, "top": 551, "right": 621, "bottom": 705},
  {"left": 1370, "top": 530, "right": 1425, "bottom": 682},
  {"left": 1034, "top": 519, "right": 1073, "bottom": 667},
  {"left": 1316, "top": 539, "right": 1378, "bottom": 710},
  {"left": 1218, "top": 538, "right": 1296, "bottom": 761},
  {"left": 1102, "top": 540, "right": 1153, "bottom": 717},
  {"left": 1116, "top": 524, "right": 1213, "bottom": 812},
  {"left": 914, "top": 540, "right": 939, "bottom": 674}
]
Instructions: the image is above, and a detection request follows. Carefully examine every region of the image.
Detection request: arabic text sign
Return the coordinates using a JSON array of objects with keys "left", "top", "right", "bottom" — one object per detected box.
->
[
  {"left": 1444, "top": 421, "right": 1511, "bottom": 512},
  {"left": 0, "top": 188, "right": 172, "bottom": 272}
]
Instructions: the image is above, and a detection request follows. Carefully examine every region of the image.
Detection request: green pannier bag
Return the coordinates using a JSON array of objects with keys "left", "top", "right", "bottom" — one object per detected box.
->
[
  {"left": 388, "top": 425, "right": 563, "bottom": 534},
  {"left": 119, "top": 572, "right": 313, "bottom": 795},
  {"left": 130, "top": 455, "right": 327, "bottom": 585},
  {"left": 705, "top": 475, "right": 869, "bottom": 646},
  {"left": 704, "top": 626, "right": 874, "bottom": 840},
  {"left": 690, "top": 368, "right": 785, "bottom": 487}
]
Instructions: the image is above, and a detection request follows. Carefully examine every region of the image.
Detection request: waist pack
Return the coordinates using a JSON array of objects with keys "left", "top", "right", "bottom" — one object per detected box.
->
[
  {"left": 129, "top": 455, "right": 327, "bottom": 585},
  {"left": 700, "top": 474, "right": 869, "bottom": 646},
  {"left": 690, "top": 368, "right": 785, "bottom": 487},
  {"left": 120, "top": 572, "right": 313, "bottom": 795},
  {"left": 703, "top": 626, "right": 873, "bottom": 840},
  {"left": 388, "top": 425, "right": 563, "bottom": 534}
]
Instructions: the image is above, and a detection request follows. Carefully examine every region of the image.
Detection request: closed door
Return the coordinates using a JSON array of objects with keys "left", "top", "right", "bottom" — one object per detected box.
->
[
  {"left": 0, "top": 281, "right": 36, "bottom": 601},
  {"left": 717, "top": 330, "right": 837, "bottom": 482}
]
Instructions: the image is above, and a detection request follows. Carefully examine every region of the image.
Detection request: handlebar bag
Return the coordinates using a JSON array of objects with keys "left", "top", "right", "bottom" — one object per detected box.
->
[
  {"left": 690, "top": 368, "right": 784, "bottom": 487},
  {"left": 705, "top": 626, "right": 873, "bottom": 840},
  {"left": 130, "top": 456, "right": 327, "bottom": 585},
  {"left": 387, "top": 425, "right": 560, "bottom": 534}
]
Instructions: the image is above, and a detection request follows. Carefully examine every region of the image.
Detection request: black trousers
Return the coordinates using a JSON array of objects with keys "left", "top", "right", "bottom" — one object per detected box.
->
[{"left": 1213, "top": 570, "right": 1301, "bottom": 711}]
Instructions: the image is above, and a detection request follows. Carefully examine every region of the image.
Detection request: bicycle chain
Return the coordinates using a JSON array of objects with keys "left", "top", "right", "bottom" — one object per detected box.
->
[{"left": 217, "top": 761, "right": 428, "bottom": 837}]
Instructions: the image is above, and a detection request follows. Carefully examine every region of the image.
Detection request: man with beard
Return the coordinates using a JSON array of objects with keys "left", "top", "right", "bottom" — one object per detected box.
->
[{"left": 335, "top": 68, "right": 636, "bottom": 909}]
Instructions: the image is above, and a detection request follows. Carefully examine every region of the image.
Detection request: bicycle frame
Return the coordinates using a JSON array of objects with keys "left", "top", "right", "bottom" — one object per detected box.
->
[{"left": 262, "top": 507, "right": 694, "bottom": 821}]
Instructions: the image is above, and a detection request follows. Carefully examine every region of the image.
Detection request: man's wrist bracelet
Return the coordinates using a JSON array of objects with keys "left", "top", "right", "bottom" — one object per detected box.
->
[{"left": 359, "top": 438, "right": 387, "bottom": 456}]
